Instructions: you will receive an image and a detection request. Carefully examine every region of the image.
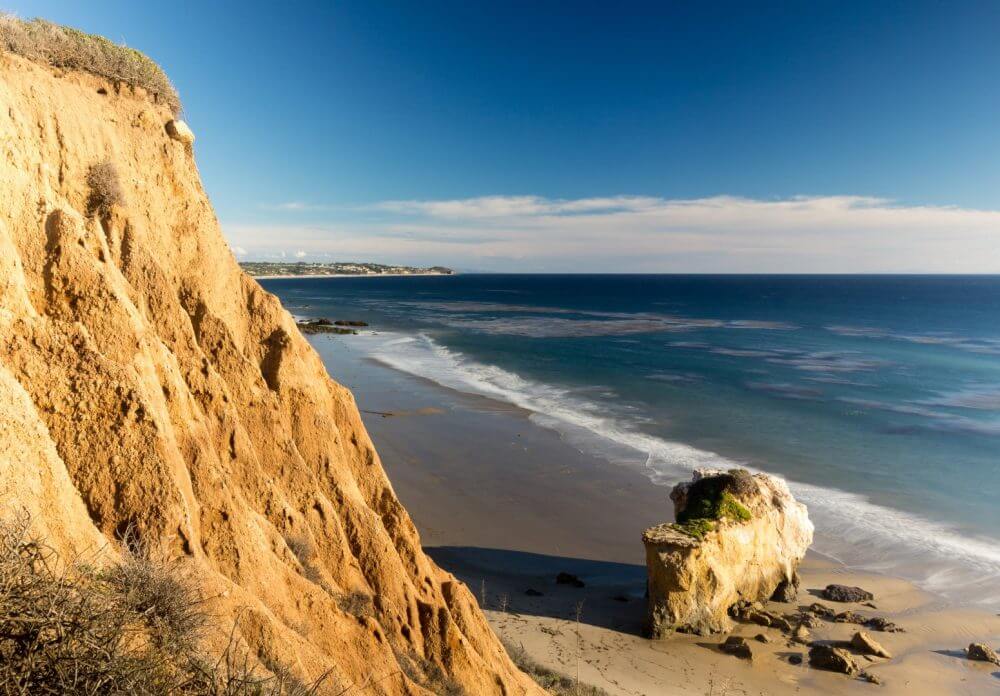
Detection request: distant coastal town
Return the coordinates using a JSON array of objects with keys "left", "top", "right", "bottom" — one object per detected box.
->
[{"left": 240, "top": 261, "right": 454, "bottom": 278}]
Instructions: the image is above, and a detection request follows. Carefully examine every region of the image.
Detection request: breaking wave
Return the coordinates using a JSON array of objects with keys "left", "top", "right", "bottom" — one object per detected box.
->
[{"left": 367, "top": 331, "right": 1000, "bottom": 604}]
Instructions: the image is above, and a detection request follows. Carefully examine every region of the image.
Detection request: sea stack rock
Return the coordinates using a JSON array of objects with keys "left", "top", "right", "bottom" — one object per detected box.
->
[{"left": 643, "top": 468, "right": 813, "bottom": 636}]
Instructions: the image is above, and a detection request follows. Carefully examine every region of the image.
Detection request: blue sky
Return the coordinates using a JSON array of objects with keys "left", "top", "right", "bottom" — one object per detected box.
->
[{"left": 7, "top": 1, "right": 1000, "bottom": 271}]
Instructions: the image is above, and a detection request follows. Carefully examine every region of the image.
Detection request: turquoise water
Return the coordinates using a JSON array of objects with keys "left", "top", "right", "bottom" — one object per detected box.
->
[{"left": 262, "top": 274, "right": 1000, "bottom": 601}]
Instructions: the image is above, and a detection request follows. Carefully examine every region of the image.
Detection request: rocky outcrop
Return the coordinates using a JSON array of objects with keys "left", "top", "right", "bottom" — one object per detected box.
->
[
  {"left": 643, "top": 468, "right": 813, "bottom": 636},
  {"left": 165, "top": 118, "right": 195, "bottom": 144},
  {"left": 0, "top": 51, "right": 540, "bottom": 694}
]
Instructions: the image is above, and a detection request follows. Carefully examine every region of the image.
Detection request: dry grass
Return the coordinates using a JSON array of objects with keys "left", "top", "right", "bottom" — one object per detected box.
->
[
  {"left": 502, "top": 639, "right": 609, "bottom": 696},
  {"left": 0, "top": 14, "right": 180, "bottom": 114},
  {"left": 86, "top": 160, "right": 125, "bottom": 215},
  {"left": 284, "top": 533, "right": 328, "bottom": 590},
  {"left": 393, "top": 648, "right": 465, "bottom": 696},
  {"left": 335, "top": 591, "right": 374, "bottom": 619},
  {"left": 0, "top": 514, "right": 328, "bottom": 695}
]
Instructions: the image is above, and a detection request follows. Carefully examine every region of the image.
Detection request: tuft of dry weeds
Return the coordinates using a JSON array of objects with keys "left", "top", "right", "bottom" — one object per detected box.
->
[
  {"left": 0, "top": 513, "right": 329, "bottom": 695},
  {"left": 393, "top": 648, "right": 465, "bottom": 696},
  {"left": 0, "top": 14, "right": 180, "bottom": 114},
  {"left": 336, "top": 590, "right": 374, "bottom": 619},
  {"left": 502, "top": 639, "right": 610, "bottom": 696},
  {"left": 86, "top": 160, "right": 125, "bottom": 215}
]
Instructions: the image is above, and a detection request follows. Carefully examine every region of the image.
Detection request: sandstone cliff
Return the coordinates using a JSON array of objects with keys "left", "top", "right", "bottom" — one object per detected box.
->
[
  {"left": 643, "top": 469, "right": 813, "bottom": 636},
  {"left": 0, "top": 50, "right": 540, "bottom": 694}
]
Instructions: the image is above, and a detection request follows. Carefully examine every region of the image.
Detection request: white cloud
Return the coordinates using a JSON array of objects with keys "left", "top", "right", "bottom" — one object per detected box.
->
[
  {"left": 231, "top": 245, "right": 248, "bottom": 256},
  {"left": 224, "top": 194, "right": 1000, "bottom": 272},
  {"left": 294, "top": 250, "right": 307, "bottom": 258}
]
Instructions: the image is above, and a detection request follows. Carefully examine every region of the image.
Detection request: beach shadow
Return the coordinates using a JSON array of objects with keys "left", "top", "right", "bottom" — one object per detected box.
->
[
  {"left": 932, "top": 648, "right": 968, "bottom": 659},
  {"left": 426, "top": 546, "right": 648, "bottom": 634},
  {"left": 775, "top": 650, "right": 805, "bottom": 664}
]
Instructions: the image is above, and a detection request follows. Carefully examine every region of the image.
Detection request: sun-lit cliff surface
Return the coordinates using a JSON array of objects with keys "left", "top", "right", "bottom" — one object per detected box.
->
[{"left": 0, "top": 41, "right": 539, "bottom": 694}]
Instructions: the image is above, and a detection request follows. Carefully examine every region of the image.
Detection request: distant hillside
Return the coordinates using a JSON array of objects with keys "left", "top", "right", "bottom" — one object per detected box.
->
[{"left": 240, "top": 261, "right": 454, "bottom": 277}]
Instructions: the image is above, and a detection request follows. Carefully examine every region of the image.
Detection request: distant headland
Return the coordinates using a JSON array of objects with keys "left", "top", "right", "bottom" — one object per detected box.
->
[{"left": 240, "top": 261, "right": 454, "bottom": 278}]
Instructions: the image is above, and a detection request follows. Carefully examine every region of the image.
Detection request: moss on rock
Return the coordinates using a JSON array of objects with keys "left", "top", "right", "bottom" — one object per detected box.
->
[{"left": 674, "top": 470, "right": 753, "bottom": 536}]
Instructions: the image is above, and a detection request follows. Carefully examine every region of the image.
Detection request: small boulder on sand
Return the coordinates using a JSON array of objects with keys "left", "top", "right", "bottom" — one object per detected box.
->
[
  {"left": 851, "top": 631, "right": 892, "bottom": 658},
  {"left": 720, "top": 636, "right": 753, "bottom": 660},
  {"left": 822, "top": 584, "right": 874, "bottom": 603},
  {"left": 771, "top": 572, "right": 800, "bottom": 602},
  {"left": 809, "top": 644, "right": 860, "bottom": 675},
  {"left": 834, "top": 610, "right": 867, "bottom": 624},
  {"left": 808, "top": 602, "right": 836, "bottom": 619},
  {"left": 791, "top": 623, "right": 811, "bottom": 644},
  {"left": 866, "top": 616, "right": 904, "bottom": 633},
  {"left": 967, "top": 642, "right": 1000, "bottom": 665}
]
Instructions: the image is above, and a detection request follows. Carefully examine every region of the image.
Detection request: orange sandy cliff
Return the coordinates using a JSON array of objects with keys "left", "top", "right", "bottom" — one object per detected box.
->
[{"left": 0, "top": 51, "right": 541, "bottom": 694}]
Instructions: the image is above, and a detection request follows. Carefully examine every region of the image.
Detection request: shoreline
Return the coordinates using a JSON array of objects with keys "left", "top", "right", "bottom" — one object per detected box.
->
[
  {"left": 248, "top": 272, "right": 454, "bottom": 280},
  {"left": 309, "top": 332, "right": 1000, "bottom": 695}
]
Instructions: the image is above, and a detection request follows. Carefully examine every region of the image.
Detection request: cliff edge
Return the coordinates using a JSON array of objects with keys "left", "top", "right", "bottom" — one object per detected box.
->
[{"left": 0, "top": 47, "right": 540, "bottom": 694}]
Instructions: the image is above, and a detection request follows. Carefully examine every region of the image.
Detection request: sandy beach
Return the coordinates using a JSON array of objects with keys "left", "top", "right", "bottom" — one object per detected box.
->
[{"left": 310, "top": 333, "right": 1000, "bottom": 695}]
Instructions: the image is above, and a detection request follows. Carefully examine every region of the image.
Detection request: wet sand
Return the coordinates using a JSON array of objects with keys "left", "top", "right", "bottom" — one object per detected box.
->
[{"left": 312, "top": 333, "right": 1000, "bottom": 695}]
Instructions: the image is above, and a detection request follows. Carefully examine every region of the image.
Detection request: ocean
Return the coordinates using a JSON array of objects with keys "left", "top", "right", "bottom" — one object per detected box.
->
[{"left": 261, "top": 274, "right": 1000, "bottom": 603}]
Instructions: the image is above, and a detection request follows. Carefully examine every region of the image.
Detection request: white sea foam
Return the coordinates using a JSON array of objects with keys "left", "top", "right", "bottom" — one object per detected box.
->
[{"left": 367, "top": 331, "right": 1000, "bottom": 603}]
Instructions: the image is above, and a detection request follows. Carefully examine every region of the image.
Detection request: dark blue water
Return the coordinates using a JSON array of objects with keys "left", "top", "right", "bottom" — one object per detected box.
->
[{"left": 262, "top": 274, "right": 1000, "bottom": 600}]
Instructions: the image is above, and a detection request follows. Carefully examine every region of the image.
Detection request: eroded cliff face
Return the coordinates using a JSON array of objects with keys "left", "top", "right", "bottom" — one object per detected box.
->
[{"left": 0, "top": 53, "right": 540, "bottom": 694}]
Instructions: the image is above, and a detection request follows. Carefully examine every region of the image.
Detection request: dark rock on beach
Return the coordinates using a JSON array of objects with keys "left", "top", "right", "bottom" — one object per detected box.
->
[
  {"left": 834, "top": 610, "right": 868, "bottom": 624},
  {"left": 720, "top": 636, "right": 753, "bottom": 660},
  {"left": 807, "top": 602, "right": 836, "bottom": 619},
  {"left": 822, "top": 584, "right": 874, "bottom": 603},
  {"left": 809, "top": 644, "right": 860, "bottom": 675},
  {"left": 793, "top": 612, "right": 821, "bottom": 628},
  {"left": 555, "top": 572, "right": 585, "bottom": 588},
  {"left": 829, "top": 610, "right": 905, "bottom": 634},
  {"left": 865, "top": 616, "right": 904, "bottom": 633},
  {"left": 771, "top": 572, "right": 800, "bottom": 603},
  {"left": 524, "top": 588, "right": 544, "bottom": 597}
]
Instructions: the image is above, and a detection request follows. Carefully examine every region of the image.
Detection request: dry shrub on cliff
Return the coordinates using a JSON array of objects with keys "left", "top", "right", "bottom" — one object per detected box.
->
[
  {"left": 86, "top": 160, "right": 125, "bottom": 215},
  {"left": 336, "top": 590, "right": 374, "bottom": 619},
  {"left": 0, "top": 14, "right": 180, "bottom": 114},
  {"left": 393, "top": 648, "right": 465, "bottom": 696},
  {"left": 0, "top": 514, "right": 326, "bottom": 695}
]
